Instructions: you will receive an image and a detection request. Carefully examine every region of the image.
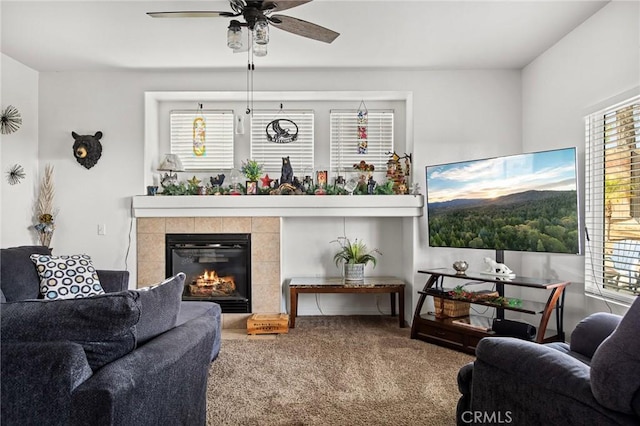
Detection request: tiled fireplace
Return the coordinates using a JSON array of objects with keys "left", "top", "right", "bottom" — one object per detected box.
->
[{"left": 137, "top": 216, "right": 281, "bottom": 329}]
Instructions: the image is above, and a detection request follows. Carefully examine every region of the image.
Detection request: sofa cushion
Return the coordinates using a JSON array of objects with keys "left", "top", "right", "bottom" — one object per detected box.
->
[
  {"left": 590, "top": 297, "right": 640, "bottom": 415},
  {"left": 30, "top": 253, "right": 105, "bottom": 300},
  {"left": 0, "top": 246, "right": 51, "bottom": 301},
  {"left": 1, "top": 291, "right": 140, "bottom": 371},
  {"left": 134, "top": 273, "right": 185, "bottom": 344}
]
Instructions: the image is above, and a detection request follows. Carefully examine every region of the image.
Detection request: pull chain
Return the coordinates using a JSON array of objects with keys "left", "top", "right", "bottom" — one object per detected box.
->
[{"left": 246, "top": 29, "right": 254, "bottom": 115}]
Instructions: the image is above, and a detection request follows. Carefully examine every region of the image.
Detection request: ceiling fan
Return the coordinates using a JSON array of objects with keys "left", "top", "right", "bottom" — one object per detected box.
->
[{"left": 147, "top": 0, "right": 340, "bottom": 50}]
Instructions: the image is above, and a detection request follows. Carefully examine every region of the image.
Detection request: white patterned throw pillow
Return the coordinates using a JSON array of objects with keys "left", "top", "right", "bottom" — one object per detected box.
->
[{"left": 30, "top": 254, "right": 105, "bottom": 300}]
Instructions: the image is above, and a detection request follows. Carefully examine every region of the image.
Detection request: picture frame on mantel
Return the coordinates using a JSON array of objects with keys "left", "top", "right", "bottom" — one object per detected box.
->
[{"left": 246, "top": 181, "right": 257, "bottom": 195}]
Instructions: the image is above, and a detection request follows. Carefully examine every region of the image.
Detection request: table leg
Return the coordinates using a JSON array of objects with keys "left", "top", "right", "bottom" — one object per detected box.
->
[
  {"left": 289, "top": 287, "right": 298, "bottom": 328},
  {"left": 398, "top": 287, "right": 405, "bottom": 328},
  {"left": 390, "top": 292, "right": 397, "bottom": 316}
]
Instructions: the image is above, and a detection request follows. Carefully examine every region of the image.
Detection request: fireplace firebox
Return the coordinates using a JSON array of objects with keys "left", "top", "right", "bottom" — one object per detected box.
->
[{"left": 166, "top": 234, "right": 251, "bottom": 313}]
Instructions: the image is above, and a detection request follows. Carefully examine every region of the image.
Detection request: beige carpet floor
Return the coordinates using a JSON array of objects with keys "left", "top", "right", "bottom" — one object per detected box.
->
[{"left": 206, "top": 316, "right": 474, "bottom": 426}]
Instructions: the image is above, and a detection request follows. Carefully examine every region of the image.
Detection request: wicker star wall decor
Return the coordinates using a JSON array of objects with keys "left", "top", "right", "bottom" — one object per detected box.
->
[
  {"left": 6, "top": 164, "right": 26, "bottom": 185},
  {"left": 1, "top": 105, "right": 22, "bottom": 135}
]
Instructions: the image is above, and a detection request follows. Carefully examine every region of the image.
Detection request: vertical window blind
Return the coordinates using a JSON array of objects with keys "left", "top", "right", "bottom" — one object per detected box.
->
[
  {"left": 170, "top": 110, "right": 234, "bottom": 170},
  {"left": 250, "top": 110, "right": 314, "bottom": 175},
  {"left": 330, "top": 110, "right": 394, "bottom": 172},
  {"left": 584, "top": 95, "right": 640, "bottom": 302}
]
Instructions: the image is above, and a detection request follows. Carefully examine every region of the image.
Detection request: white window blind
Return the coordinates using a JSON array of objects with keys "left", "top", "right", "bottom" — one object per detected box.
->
[
  {"left": 250, "top": 110, "right": 314, "bottom": 175},
  {"left": 170, "top": 110, "right": 234, "bottom": 170},
  {"left": 585, "top": 94, "right": 640, "bottom": 303},
  {"left": 330, "top": 110, "right": 394, "bottom": 172}
]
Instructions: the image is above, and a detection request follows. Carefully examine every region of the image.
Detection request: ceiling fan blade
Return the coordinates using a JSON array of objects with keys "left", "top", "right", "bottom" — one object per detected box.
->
[
  {"left": 263, "top": 1, "right": 313, "bottom": 13},
  {"left": 270, "top": 14, "right": 339, "bottom": 43},
  {"left": 147, "top": 11, "right": 236, "bottom": 18}
]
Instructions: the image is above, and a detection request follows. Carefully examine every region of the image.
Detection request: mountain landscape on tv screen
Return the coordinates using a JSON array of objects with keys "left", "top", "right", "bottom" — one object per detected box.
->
[{"left": 428, "top": 189, "right": 579, "bottom": 253}]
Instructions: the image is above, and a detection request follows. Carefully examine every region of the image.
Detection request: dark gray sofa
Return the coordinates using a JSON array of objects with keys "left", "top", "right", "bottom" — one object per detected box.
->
[
  {"left": 457, "top": 297, "right": 640, "bottom": 425},
  {"left": 1, "top": 245, "right": 222, "bottom": 426}
]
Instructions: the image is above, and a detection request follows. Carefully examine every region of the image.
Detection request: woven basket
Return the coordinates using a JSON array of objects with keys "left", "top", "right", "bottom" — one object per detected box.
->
[{"left": 434, "top": 297, "right": 470, "bottom": 318}]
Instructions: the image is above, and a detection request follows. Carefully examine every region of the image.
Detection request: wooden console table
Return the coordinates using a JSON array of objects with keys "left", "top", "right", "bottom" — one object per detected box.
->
[
  {"left": 288, "top": 277, "right": 406, "bottom": 328},
  {"left": 411, "top": 268, "right": 569, "bottom": 354}
]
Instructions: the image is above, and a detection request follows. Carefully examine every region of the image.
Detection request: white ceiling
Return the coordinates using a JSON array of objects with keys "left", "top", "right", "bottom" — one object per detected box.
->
[{"left": 1, "top": 0, "right": 608, "bottom": 72}]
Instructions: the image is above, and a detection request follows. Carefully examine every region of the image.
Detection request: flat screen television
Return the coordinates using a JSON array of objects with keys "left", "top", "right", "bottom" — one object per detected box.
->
[{"left": 426, "top": 147, "right": 581, "bottom": 256}]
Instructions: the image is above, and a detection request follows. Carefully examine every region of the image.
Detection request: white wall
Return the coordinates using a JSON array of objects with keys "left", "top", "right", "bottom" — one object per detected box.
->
[
  {"left": 36, "top": 68, "right": 521, "bottom": 317},
  {"left": 1, "top": 54, "right": 39, "bottom": 247},
  {"left": 522, "top": 1, "right": 640, "bottom": 328}
]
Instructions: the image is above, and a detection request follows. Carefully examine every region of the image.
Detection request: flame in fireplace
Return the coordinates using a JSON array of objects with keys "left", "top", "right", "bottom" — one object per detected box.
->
[
  {"left": 190, "top": 270, "right": 236, "bottom": 296},
  {"left": 202, "top": 270, "right": 218, "bottom": 282}
]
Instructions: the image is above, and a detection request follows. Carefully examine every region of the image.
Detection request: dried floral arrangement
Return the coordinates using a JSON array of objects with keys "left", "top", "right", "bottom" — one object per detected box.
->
[{"left": 34, "top": 164, "right": 56, "bottom": 248}]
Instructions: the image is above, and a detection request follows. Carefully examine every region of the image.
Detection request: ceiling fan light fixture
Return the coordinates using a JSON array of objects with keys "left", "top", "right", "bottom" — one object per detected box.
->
[
  {"left": 253, "top": 38, "right": 268, "bottom": 57},
  {"left": 227, "top": 20, "right": 243, "bottom": 50},
  {"left": 253, "top": 18, "right": 269, "bottom": 45}
]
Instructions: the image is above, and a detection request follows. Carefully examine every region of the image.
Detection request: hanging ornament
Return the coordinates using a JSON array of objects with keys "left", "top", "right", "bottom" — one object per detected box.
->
[
  {"left": 357, "top": 100, "right": 368, "bottom": 154},
  {"left": 193, "top": 103, "right": 206, "bottom": 157},
  {"left": 6, "top": 164, "right": 26, "bottom": 185},
  {"left": 266, "top": 119, "right": 299, "bottom": 143},
  {"left": 1, "top": 105, "right": 22, "bottom": 135},
  {"left": 266, "top": 103, "right": 298, "bottom": 143}
]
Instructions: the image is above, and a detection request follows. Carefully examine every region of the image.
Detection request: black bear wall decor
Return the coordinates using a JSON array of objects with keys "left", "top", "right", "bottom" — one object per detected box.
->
[{"left": 72, "top": 131, "right": 103, "bottom": 169}]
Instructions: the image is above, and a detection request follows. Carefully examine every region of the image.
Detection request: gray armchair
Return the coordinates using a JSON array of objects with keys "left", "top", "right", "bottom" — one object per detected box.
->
[{"left": 457, "top": 297, "right": 640, "bottom": 425}]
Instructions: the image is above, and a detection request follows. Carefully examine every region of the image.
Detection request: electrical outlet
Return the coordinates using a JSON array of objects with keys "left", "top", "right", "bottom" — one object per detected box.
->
[{"left": 98, "top": 224, "right": 106, "bottom": 235}]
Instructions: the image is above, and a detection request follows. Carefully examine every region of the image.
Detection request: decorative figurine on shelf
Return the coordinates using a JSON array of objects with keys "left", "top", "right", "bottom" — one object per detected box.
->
[
  {"left": 260, "top": 174, "right": 274, "bottom": 188},
  {"left": 353, "top": 160, "right": 375, "bottom": 174},
  {"left": 482, "top": 257, "right": 516, "bottom": 278},
  {"left": 385, "top": 151, "right": 412, "bottom": 194},
  {"left": 280, "top": 156, "right": 294, "bottom": 184},
  {"left": 292, "top": 176, "right": 302, "bottom": 190},
  {"left": 210, "top": 174, "right": 225, "bottom": 187},
  {"left": 367, "top": 176, "right": 376, "bottom": 195}
]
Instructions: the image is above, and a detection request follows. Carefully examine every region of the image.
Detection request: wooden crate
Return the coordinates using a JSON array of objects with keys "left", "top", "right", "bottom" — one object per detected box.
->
[
  {"left": 247, "top": 313, "right": 290, "bottom": 335},
  {"left": 434, "top": 297, "right": 470, "bottom": 318}
]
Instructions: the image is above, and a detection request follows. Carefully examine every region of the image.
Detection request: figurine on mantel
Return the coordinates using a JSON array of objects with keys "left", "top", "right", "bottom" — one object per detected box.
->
[
  {"left": 385, "top": 151, "right": 412, "bottom": 194},
  {"left": 280, "top": 156, "right": 294, "bottom": 184},
  {"left": 210, "top": 174, "right": 225, "bottom": 187}
]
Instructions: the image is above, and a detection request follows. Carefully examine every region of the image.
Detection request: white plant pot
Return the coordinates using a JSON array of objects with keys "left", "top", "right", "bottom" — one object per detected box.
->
[{"left": 344, "top": 263, "right": 365, "bottom": 282}]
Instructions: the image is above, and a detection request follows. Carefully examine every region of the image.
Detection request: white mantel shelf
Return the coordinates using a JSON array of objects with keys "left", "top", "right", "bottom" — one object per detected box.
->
[{"left": 132, "top": 195, "right": 424, "bottom": 218}]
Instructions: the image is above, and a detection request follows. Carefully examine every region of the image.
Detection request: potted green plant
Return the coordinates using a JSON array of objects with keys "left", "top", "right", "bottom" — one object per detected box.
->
[
  {"left": 332, "top": 237, "right": 381, "bottom": 282},
  {"left": 240, "top": 159, "right": 263, "bottom": 182}
]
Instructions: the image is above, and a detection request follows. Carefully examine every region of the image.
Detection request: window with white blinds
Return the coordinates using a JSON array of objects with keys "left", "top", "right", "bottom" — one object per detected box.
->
[
  {"left": 250, "top": 110, "right": 314, "bottom": 175},
  {"left": 584, "top": 94, "right": 640, "bottom": 303},
  {"left": 330, "top": 110, "right": 394, "bottom": 171},
  {"left": 170, "top": 110, "right": 234, "bottom": 170}
]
